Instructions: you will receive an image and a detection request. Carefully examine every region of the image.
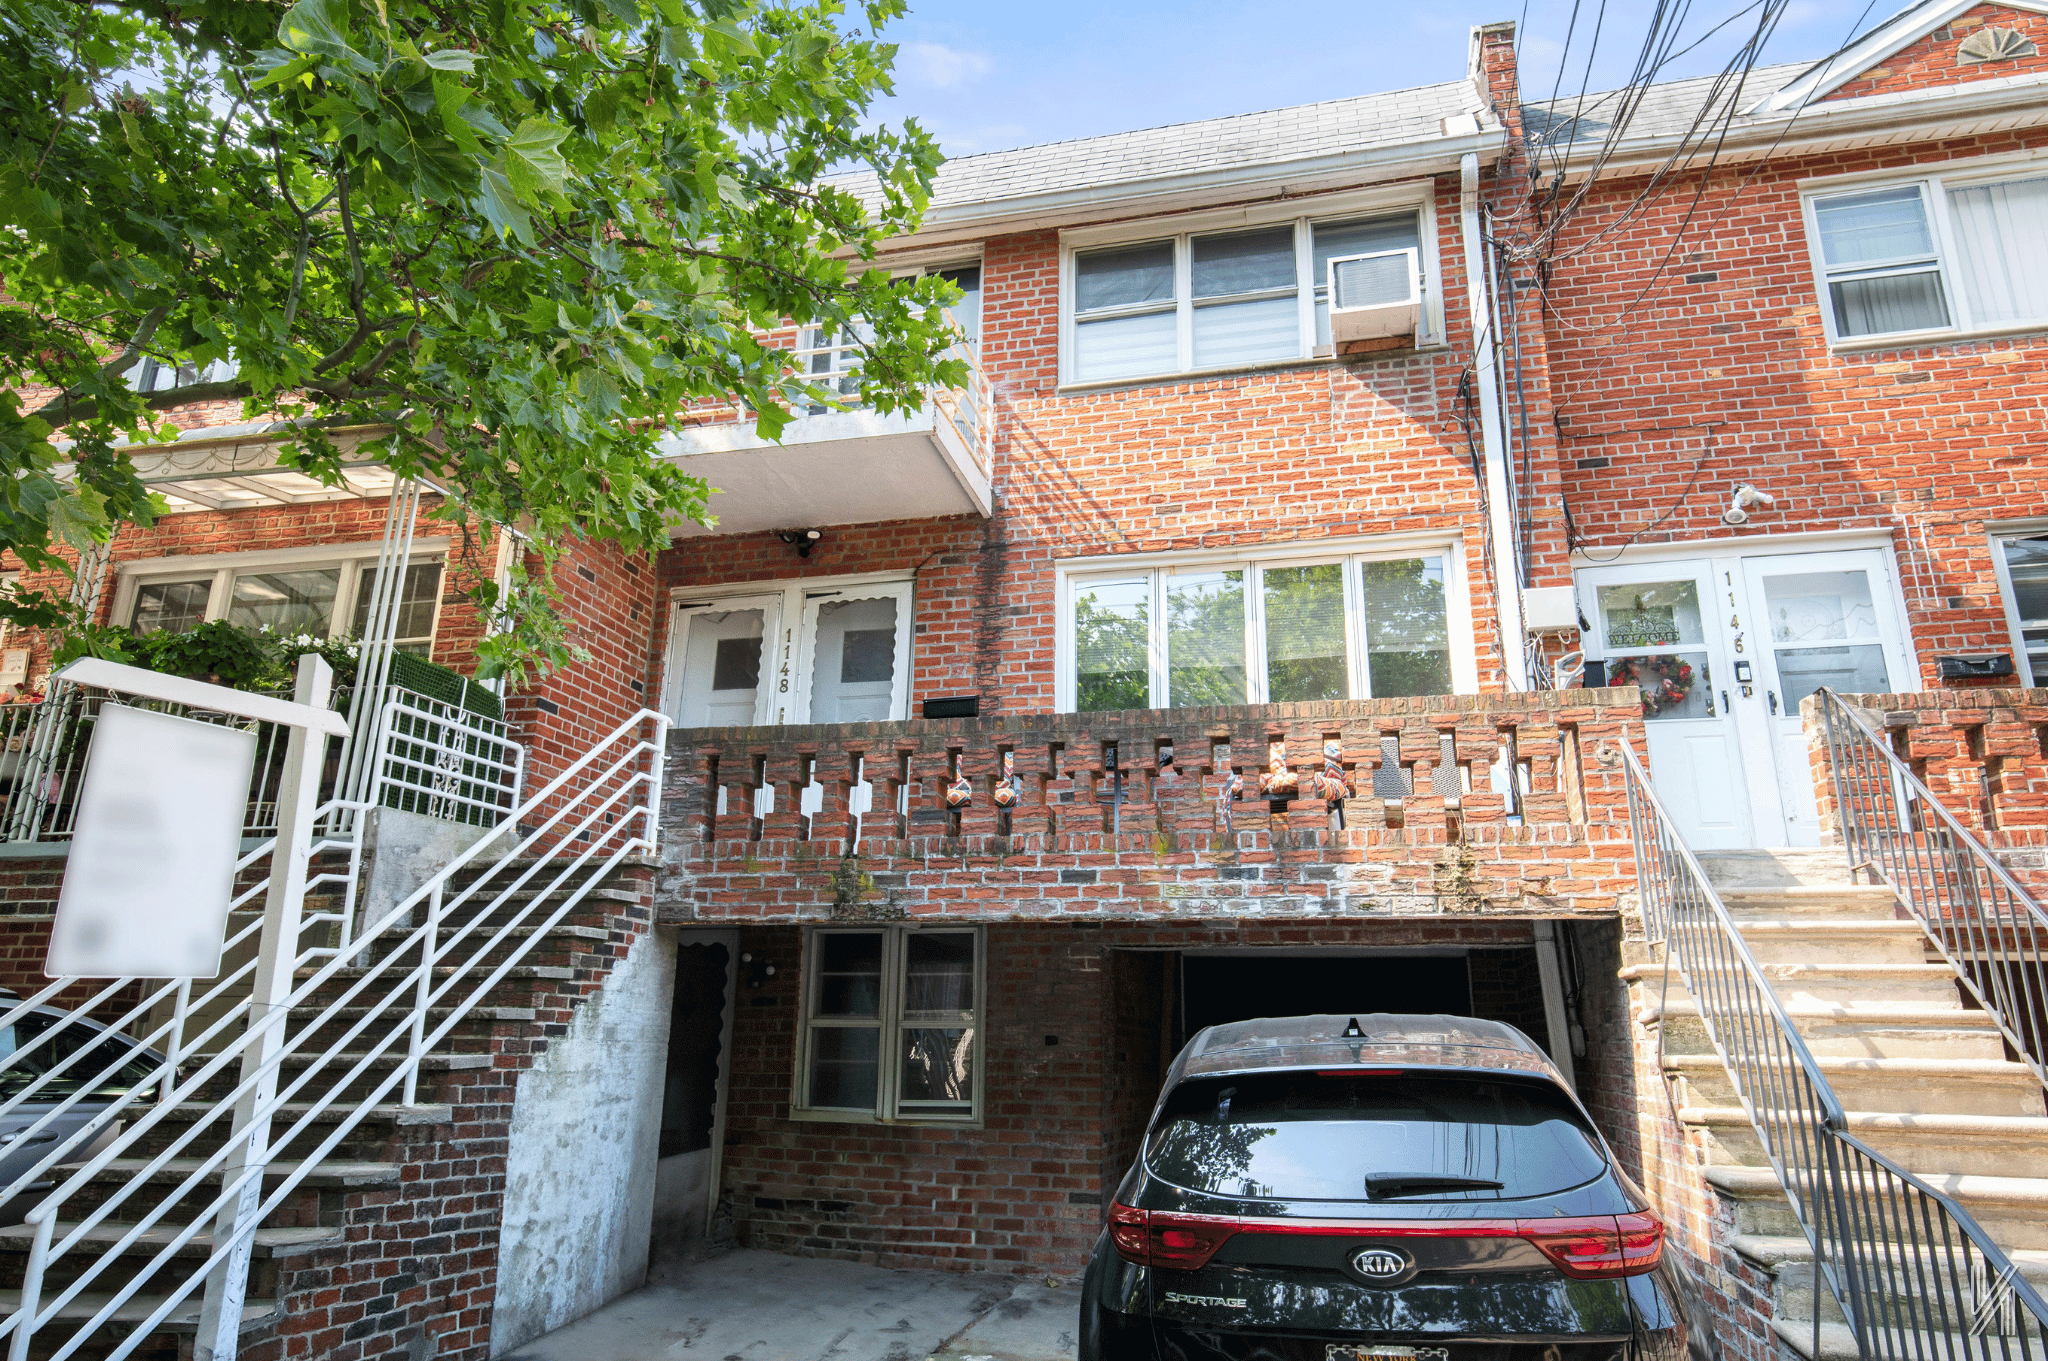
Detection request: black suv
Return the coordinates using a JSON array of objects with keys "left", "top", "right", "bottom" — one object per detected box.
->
[{"left": 1081, "top": 1014, "right": 1710, "bottom": 1361}]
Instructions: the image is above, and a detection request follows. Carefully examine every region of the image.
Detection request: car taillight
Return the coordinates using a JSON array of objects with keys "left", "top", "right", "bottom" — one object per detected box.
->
[
  {"left": 1107, "top": 1204, "right": 1239, "bottom": 1270},
  {"left": 1520, "top": 1212, "right": 1665, "bottom": 1279}
]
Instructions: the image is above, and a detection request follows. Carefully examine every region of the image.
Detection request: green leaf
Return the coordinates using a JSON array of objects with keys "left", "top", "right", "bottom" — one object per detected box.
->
[
  {"left": 584, "top": 80, "right": 626, "bottom": 134},
  {"left": 476, "top": 165, "right": 533, "bottom": 243},
  {"left": 503, "top": 119, "right": 570, "bottom": 200},
  {"left": 276, "top": 0, "right": 374, "bottom": 72},
  {"left": 753, "top": 403, "right": 791, "bottom": 442},
  {"left": 422, "top": 48, "right": 478, "bottom": 71}
]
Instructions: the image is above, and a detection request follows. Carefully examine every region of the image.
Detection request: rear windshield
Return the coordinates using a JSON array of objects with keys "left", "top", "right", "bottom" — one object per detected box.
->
[{"left": 1145, "top": 1071, "right": 1608, "bottom": 1202}]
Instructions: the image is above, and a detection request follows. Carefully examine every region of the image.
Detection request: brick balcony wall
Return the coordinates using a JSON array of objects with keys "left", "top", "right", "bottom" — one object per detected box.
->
[{"left": 655, "top": 690, "right": 1647, "bottom": 925}]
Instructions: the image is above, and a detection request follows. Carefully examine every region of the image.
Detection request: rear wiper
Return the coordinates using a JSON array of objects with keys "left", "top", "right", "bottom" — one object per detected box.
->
[{"left": 1365, "top": 1174, "right": 1505, "bottom": 1200}]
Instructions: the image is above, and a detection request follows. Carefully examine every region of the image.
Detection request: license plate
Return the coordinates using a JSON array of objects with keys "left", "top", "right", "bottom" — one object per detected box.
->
[{"left": 1326, "top": 1349, "right": 1449, "bottom": 1361}]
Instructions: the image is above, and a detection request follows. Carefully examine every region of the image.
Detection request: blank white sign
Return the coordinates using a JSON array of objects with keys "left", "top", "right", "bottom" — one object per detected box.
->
[{"left": 47, "top": 703, "right": 258, "bottom": 979}]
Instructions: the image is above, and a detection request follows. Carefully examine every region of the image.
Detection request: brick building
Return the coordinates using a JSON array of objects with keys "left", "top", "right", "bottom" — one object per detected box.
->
[{"left": 6, "top": 4, "right": 2048, "bottom": 1357}]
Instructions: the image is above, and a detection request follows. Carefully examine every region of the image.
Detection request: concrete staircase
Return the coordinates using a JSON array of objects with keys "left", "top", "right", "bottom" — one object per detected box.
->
[{"left": 1622, "top": 848, "right": 2048, "bottom": 1360}]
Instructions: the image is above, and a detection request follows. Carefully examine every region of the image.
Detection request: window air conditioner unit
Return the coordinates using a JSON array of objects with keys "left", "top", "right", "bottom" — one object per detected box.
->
[{"left": 1328, "top": 248, "right": 1422, "bottom": 342}]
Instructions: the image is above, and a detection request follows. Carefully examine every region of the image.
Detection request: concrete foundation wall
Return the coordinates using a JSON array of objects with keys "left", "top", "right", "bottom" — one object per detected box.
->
[{"left": 489, "top": 927, "right": 675, "bottom": 1355}]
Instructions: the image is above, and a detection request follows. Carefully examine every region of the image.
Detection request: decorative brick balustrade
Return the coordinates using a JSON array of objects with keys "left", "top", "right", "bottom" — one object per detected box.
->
[
  {"left": 656, "top": 689, "right": 1647, "bottom": 921},
  {"left": 1808, "top": 687, "right": 2048, "bottom": 883}
]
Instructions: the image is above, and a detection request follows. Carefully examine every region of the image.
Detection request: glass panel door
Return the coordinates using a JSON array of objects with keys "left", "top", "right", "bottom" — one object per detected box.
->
[
  {"left": 1577, "top": 562, "right": 1754, "bottom": 850},
  {"left": 799, "top": 583, "right": 913, "bottom": 724},
  {"left": 1740, "top": 551, "right": 1910, "bottom": 846},
  {"left": 667, "top": 594, "right": 780, "bottom": 728}
]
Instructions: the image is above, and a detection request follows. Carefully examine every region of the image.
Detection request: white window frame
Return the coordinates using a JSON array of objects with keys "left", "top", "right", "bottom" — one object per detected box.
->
[
  {"left": 1052, "top": 533, "right": 1475, "bottom": 713},
  {"left": 791, "top": 924, "right": 986, "bottom": 1127},
  {"left": 661, "top": 570, "right": 916, "bottom": 727},
  {"left": 1989, "top": 517, "right": 2048, "bottom": 686},
  {"left": 799, "top": 253, "right": 987, "bottom": 398},
  {"left": 110, "top": 537, "right": 449, "bottom": 650},
  {"left": 1800, "top": 148, "right": 2048, "bottom": 350},
  {"left": 1058, "top": 184, "right": 1443, "bottom": 389}
]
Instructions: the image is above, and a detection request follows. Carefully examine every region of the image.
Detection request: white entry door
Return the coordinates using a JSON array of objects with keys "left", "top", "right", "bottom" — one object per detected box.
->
[
  {"left": 666, "top": 594, "right": 780, "bottom": 727},
  {"left": 1579, "top": 562, "right": 1754, "bottom": 849},
  {"left": 796, "top": 582, "right": 914, "bottom": 724},
  {"left": 1738, "top": 550, "right": 1913, "bottom": 846},
  {"left": 664, "top": 578, "right": 916, "bottom": 729},
  {"left": 1577, "top": 544, "right": 1915, "bottom": 848}
]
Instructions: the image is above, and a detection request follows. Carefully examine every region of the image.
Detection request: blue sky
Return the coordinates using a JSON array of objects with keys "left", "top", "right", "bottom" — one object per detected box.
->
[{"left": 866, "top": 1, "right": 1894, "bottom": 157}]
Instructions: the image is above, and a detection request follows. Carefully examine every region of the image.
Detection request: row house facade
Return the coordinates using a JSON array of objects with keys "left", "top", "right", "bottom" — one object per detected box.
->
[{"left": 4, "top": 4, "right": 2048, "bottom": 1358}]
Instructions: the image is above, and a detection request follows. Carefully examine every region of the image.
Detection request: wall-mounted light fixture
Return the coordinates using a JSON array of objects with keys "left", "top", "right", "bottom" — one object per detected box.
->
[
  {"left": 778, "top": 529, "right": 824, "bottom": 558},
  {"left": 1721, "top": 483, "right": 1778, "bottom": 526},
  {"left": 740, "top": 951, "right": 777, "bottom": 989}
]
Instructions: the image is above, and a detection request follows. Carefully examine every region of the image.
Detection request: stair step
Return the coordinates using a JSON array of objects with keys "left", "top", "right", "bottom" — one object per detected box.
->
[
  {"left": 1718, "top": 886, "right": 1901, "bottom": 912},
  {"left": 1704, "top": 1164, "right": 2048, "bottom": 1249},
  {"left": 1660, "top": 1053, "right": 2046, "bottom": 1117},
  {"left": 303, "top": 964, "right": 574, "bottom": 982},
  {"left": 1681, "top": 1106, "right": 2048, "bottom": 1140},
  {"left": 1697, "top": 849, "right": 1858, "bottom": 889},
  {"left": 156, "top": 1102, "right": 453, "bottom": 1127},
  {"left": 1640, "top": 997, "right": 1997, "bottom": 1027},
  {"left": 0, "top": 1221, "right": 343, "bottom": 1259},
  {"left": 93, "top": 1158, "right": 401, "bottom": 1189},
  {"left": 1775, "top": 1319, "right": 2046, "bottom": 1361},
  {"left": 0, "top": 1288, "right": 279, "bottom": 1332},
  {"left": 276, "top": 1051, "right": 491, "bottom": 1072}
]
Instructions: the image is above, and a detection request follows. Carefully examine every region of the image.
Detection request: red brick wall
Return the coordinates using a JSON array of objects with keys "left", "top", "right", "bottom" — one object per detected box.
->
[
  {"left": 507, "top": 539, "right": 663, "bottom": 787},
  {"left": 718, "top": 916, "right": 1609, "bottom": 1274},
  {"left": 1539, "top": 129, "right": 2048, "bottom": 688},
  {"left": 655, "top": 171, "right": 1522, "bottom": 717},
  {"left": 1822, "top": 5, "right": 2048, "bottom": 102}
]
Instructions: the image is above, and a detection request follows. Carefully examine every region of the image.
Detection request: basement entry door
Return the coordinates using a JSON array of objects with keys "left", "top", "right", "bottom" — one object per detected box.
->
[{"left": 1576, "top": 546, "right": 1912, "bottom": 849}]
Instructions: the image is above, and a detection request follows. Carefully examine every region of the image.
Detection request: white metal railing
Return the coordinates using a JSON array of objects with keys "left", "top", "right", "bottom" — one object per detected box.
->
[
  {"left": 790, "top": 328, "right": 993, "bottom": 477},
  {"left": 1, "top": 690, "right": 306, "bottom": 843},
  {"left": 1, "top": 683, "right": 521, "bottom": 846},
  {"left": 0, "top": 707, "right": 668, "bottom": 1361},
  {"left": 375, "top": 695, "right": 523, "bottom": 830}
]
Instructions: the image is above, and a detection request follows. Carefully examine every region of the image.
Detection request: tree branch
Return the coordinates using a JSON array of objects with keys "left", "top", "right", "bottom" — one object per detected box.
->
[{"left": 24, "top": 302, "right": 178, "bottom": 426}]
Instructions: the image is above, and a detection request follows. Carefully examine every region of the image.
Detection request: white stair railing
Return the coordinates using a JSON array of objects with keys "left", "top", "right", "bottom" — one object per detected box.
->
[{"left": 0, "top": 707, "right": 668, "bottom": 1361}]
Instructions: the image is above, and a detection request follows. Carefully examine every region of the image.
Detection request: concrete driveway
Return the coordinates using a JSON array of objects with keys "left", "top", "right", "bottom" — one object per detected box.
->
[{"left": 500, "top": 1249, "right": 1081, "bottom": 1361}]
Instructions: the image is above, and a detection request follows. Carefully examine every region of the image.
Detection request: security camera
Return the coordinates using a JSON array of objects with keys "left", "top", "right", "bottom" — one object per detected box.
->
[{"left": 1721, "top": 483, "right": 1777, "bottom": 526}]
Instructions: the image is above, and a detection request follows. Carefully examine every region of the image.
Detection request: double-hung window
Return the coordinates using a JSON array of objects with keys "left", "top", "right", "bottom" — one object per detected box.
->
[
  {"left": 120, "top": 548, "right": 444, "bottom": 653},
  {"left": 1806, "top": 161, "right": 2048, "bottom": 344},
  {"left": 1066, "top": 198, "right": 1432, "bottom": 385},
  {"left": 1063, "top": 543, "right": 1468, "bottom": 712},
  {"left": 796, "top": 926, "right": 982, "bottom": 1124},
  {"left": 1991, "top": 527, "right": 2048, "bottom": 685}
]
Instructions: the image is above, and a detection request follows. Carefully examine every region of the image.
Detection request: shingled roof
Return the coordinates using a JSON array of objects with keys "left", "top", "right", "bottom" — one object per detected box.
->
[{"left": 832, "top": 77, "right": 1497, "bottom": 233}]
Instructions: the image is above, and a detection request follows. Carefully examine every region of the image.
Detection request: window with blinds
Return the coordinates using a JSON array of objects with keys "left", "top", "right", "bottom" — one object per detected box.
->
[
  {"left": 1067, "top": 547, "right": 1460, "bottom": 712},
  {"left": 1807, "top": 165, "right": 2048, "bottom": 343},
  {"left": 1067, "top": 208, "right": 1428, "bottom": 384}
]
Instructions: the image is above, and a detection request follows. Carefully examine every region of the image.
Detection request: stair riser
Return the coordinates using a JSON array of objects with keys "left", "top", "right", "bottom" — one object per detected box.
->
[
  {"left": 1654, "top": 1013, "right": 2009, "bottom": 1061},
  {"left": 1768, "top": 1257, "right": 2042, "bottom": 1339},
  {"left": 1671, "top": 1068, "right": 2047, "bottom": 1118},
  {"left": 1740, "top": 934, "right": 1938, "bottom": 969},
  {"left": 1722, "top": 1188, "right": 2048, "bottom": 1252},
  {"left": 1697, "top": 1122, "right": 2048, "bottom": 1179},
  {"left": 1767, "top": 978, "right": 1965, "bottom": 1009}
]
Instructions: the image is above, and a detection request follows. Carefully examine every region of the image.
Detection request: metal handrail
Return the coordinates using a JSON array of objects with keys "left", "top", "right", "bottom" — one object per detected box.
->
[
  {"left": 1623, "top": 739, "right": 2048, "bottom": 1359},
  {"left": 1815, "top": 687, "right": 2048, "bottom": 1090},
  {"left": 0, "top": 707, "right": 669, "bottom": 1361}
]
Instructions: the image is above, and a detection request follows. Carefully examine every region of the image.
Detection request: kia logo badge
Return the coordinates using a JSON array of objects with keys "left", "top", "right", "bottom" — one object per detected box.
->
[{"left": 1350, "top": 1247, "right": 1413, "bottom": 1283}]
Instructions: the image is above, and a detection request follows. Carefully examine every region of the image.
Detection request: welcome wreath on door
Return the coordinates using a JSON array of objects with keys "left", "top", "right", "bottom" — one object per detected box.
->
[{"left": 1608, "top": 654, "right": 1697, "bottom": 717}]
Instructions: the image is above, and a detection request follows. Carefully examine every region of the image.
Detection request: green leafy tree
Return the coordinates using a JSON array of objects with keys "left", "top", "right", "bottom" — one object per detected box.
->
[{"left": 0, "top": 0, "right": 961, "bottom": 682}]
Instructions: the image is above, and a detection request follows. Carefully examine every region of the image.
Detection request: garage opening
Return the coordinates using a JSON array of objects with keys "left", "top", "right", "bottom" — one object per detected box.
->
[{"left": 1100, "top": 945, "right": 1559, "bottom": 1200}]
